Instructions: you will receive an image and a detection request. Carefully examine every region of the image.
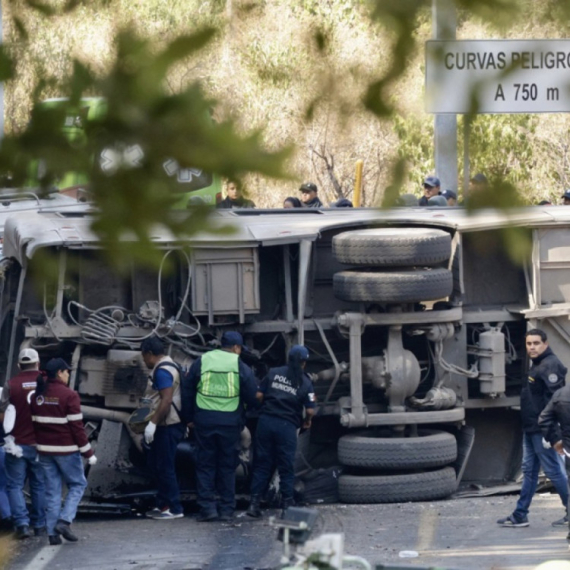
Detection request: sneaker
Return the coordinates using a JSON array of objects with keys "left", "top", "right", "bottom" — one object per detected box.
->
[
  {"left": 15, "top": 525, "right": 31, "bottom": 540},
  {"left": 497, "top": 514, "right": 529, "bottom": 528},
  {"left": 149, "top": 508, "right": 184, "bottom": 520},
  {"left": 552, "top": 515, "right": 569, "bottom": 527},
  {"left": 48, "top": 535, "right": 63, "bottom": 546},
  {"left": 218, "top": 512, "right": 234, "bottom": 522},
  {"left": 33, "top": 527, "right": 47, "bottom": 537},
  {"left": 55, "top": 520, "right": 78, "bottom": 542},
  {"left": 196, "top": 511, "right": 218, "bottom": 523},
  {"left": 145, "top": 507, "right": 162, "bottom": 518}
]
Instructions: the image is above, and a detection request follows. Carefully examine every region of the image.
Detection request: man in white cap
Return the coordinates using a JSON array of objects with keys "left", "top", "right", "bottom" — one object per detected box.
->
[{"left": 0, "top": 348, "right": 46, "bottom": 539}]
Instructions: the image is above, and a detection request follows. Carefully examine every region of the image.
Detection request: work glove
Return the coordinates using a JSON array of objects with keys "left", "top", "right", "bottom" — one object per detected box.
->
[
  {"left": 87, "top": 455, "right": 97, "bottom": 466},
  {"left": 3, "top": 404, "right": 16, "bottom": 435},
  {"left": 542, "top": 437, "right": 552, "bottom": 449},
  {"left": 144, "top": 421, "right": 157, "bottom": 445},
  {"left": 4, "top": 435, "right": 23, "bottom": 458}
]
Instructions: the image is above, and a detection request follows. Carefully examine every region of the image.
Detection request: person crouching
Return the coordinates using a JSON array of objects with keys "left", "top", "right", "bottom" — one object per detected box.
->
[{"left": 30, "top": 358, "right": 97, "bottom": 545}]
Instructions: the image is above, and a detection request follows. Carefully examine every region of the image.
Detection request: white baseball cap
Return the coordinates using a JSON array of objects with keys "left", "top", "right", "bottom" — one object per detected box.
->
[{"left": 18, "top": 348, "right": 39, "bottom": 364}]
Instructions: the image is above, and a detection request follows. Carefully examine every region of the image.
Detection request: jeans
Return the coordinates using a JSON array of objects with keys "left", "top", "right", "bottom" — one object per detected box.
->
[
  {"left": 514, "top": 431, "right": 569, "bottom": 519},
  {"left": 194, "top": 423, "right": 241, "bottom": 515},
  {"left": 250, "top": 416, "right": 297, "bottom": 503},
  {"left": 39, "top": 453, "right": 87, "bottom": 535},
  {"left": 5, "top": 444, "right": 45, "bottom": 528},
  {"left": 0, "top": 448, "right": 11, "bottom": 520},
  {"left": 147, "top": 423, "right": 185, "bottom": 515}
]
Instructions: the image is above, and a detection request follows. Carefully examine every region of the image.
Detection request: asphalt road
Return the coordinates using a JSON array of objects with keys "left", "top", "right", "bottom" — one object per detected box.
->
[{"left": 6, "top": 493, "right": 570, "bottom": 570}]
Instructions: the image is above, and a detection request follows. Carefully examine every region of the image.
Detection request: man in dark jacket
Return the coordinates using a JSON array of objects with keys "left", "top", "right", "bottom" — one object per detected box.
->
[
  {"left": 418, "top": 175, "right": 441, "bottom": 206},
  {"left": 299, "top": 182, "right": 323, "bottom": 208},
  {"left": 497, "top": 329, "right": 569, "bottom": 527},
  {"left": 216, "top": 181, "right": 255, "bottom": 209},
  {"left": 539, "top": 383, "right": 570, "bottom": 541},
  {"left": 246, "top": 345, "right": 316, "bottom": 518},
  {"left": 181, "top": 331, "right": 259, "bottom": 522},
  {"left": 0, "top": 349, "right": 46, "bottom": 539}
]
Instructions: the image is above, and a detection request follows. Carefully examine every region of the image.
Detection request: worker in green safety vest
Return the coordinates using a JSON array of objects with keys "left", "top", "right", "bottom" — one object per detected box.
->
[{"left": 181, "top": 331, "right": 259, "bottom": 522}]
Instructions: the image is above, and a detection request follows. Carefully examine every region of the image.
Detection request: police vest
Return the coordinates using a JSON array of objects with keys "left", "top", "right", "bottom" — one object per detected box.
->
[{"left": 197, "top": 350, "right": 240, "bottom": 412}]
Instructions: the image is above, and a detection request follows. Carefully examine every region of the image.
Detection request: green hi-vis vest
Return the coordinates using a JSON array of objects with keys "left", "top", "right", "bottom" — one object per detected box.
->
[{"left": 197, "top": 350, "right": 240, "bottom": 412}]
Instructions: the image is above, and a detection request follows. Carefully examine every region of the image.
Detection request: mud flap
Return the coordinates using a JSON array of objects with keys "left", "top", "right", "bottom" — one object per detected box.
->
[{"left": 453, "top": 425, "right": 476, "bottom": 485}]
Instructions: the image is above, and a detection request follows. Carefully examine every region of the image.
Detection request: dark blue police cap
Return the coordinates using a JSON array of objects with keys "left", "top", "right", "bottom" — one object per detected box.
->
[
  {"left": 221, "top": 331, "right": 245, "bottom": 348},
  {"left": 424, "top": 175, "right": 440, "bottom": 188},
  {"left": 45, "top": 358, "right": 71, "bottom": 379},
  {"left": 288, "top": 345, "right": 309, "bottom": 361}
]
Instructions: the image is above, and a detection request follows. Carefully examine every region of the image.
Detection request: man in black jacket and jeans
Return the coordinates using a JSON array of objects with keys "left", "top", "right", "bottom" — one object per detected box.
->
[{"left": 497, "top": 329, "right": 569, "bottom": 528}]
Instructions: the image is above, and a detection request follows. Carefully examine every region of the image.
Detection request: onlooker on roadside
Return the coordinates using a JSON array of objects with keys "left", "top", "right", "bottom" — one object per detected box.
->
[
  {"left": 181, "top": 331, "right": 259, "bottom": 522},
  {"left": 539, "top": 381, "right": 570, "bottom": 543},
  {"left": 419, "top": 176, "right": 441, "bottom": 206},
  {"left": 140, "top": 337, "right": 184, "bottom": 520},
  {"left": 217, "top": 181, "right": 255, "bottom": 209},
  {"left": 442, "top": 190, "right": 457, "bottom": 206},
  {"left": 469, "top": 173, "right": 488, "bottom": 194},
  {"left": 283, "top": 197, "right": 302, "bottom": 209},
  {"left": 427, "top": 195, "right": 448, "bottom": 207},
  {"left": 497, "top": 329, "right": 568, "bottom": 528},
  {"left": 332, "top": 198, "right": 353, "bottom": 208},
  {"left": 561, "top": 190, "right": 570, "bottom": 206},
  {"left": 299, "top": 182, "right": 323, "bottom": 208},
  {"left": 395, "top": 193, "right": 419, "bottom": 207},
  {"left": 0, "top": 348, "right": 45, "bottom": 540},
  {"left": 30, "top": 358, "right": 96, "bottom": 545}
]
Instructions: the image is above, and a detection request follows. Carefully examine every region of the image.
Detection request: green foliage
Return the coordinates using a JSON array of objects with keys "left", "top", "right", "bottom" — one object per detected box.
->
[{"left": 0, "top": 18, "right": 292, "bottom": 269}]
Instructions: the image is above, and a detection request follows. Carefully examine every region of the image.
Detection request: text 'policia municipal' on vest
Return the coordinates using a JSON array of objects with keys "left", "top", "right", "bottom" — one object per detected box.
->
[{"left": 197, "top": 350, "right": 240, "bottom": 412}]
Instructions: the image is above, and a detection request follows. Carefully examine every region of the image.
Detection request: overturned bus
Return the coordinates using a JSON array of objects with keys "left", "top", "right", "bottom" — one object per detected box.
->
[{"left": 0, "top": 205, "right": 566, "bottom": 506}]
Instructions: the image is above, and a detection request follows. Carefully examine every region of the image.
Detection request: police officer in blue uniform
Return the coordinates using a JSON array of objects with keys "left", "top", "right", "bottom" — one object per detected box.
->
[
  {"left": 246, "top": 345, "right": 316, "bottom": 518},
  {"left": 182, "top": 331, "right": 259, "bottom": 522}
]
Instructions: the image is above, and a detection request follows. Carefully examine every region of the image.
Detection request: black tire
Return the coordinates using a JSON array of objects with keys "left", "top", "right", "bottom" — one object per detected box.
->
[
  {"left": 333, "top": 228, "right": 451, "bottom": 266},
  {"left": 333, "top": 268, "right": 452, "bottom": 303},
  {"left": 338, "top": 467, "right": 457, "bottom": 504},
  {"left": 338, "top": 430, "right": 457, "bottom": 470}
]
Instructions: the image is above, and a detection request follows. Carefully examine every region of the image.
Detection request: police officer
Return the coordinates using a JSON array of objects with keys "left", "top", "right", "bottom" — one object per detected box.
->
[
  {"left": 181, "top": 331, "right": 259, "bottom": 522},
  {"left": 497, "top": 329, "right": 569, "bottom": 527},
  {"left": 140, "top": 336, "right": 184, "bottom": 520},
  {"left": 539, "top": 382, "right": 570, "bottom": 544},
  {"left": 246, "top": 345, "right": 316, "bottom": 518}
]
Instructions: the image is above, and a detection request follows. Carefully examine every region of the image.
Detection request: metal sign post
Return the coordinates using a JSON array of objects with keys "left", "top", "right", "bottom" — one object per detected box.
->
[{"left": 432, "top": 0, "right": 457, "bottom": 196}]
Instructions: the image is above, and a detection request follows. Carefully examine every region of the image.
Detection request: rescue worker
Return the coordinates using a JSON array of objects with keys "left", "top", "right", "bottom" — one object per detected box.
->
[
  {"left": 0, "top": 348, "right": 45, "bottom": 539},
  {"left": 181, "top": 331, "right": 259, "bottom": 522},
  {"left": 30, "top": 358, "right": 97, "bottom": 545},
  {"left": 299, "top": 182, "right": 323, "bottom": 208},
  {"left": 539, "top": 382, "right": 570, "bottom": 543},
  {"left": 140, "top": 336, "right": 185, "bottom": 520},
  {"left": 247, "top": 345, "right": 316, "bottom": 518},
  {"left": 497, "top": 329, "right": 569, "bottom": 528}
]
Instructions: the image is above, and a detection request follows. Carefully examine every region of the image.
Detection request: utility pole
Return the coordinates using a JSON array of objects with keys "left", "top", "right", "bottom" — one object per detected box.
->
[{"left": 432, "top": 0, "right": 456, "bottom": 193}]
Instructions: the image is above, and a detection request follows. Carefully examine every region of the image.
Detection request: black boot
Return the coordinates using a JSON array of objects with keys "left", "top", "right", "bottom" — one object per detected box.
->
[
  {"left": 246, "top": 495, "right": 261, "bottom": 518},
  {"left": 280, "top": 498, "right": 294, "bottom": 518}
]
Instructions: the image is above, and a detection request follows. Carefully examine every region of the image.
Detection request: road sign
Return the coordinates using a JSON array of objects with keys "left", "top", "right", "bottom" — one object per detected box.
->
[{"left": 426, "top": 39, "right": 570, "bottom": 114}]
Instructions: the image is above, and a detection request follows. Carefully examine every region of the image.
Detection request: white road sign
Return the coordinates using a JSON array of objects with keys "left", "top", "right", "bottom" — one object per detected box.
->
[{"left": 426, "top": 40, "right": 570, "bottom": 113}]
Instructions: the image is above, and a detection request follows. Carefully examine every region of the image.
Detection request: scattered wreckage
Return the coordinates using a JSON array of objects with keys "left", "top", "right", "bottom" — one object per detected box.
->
[{"left": 0, "top": 204, "right": 566, "bottom": 506}]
